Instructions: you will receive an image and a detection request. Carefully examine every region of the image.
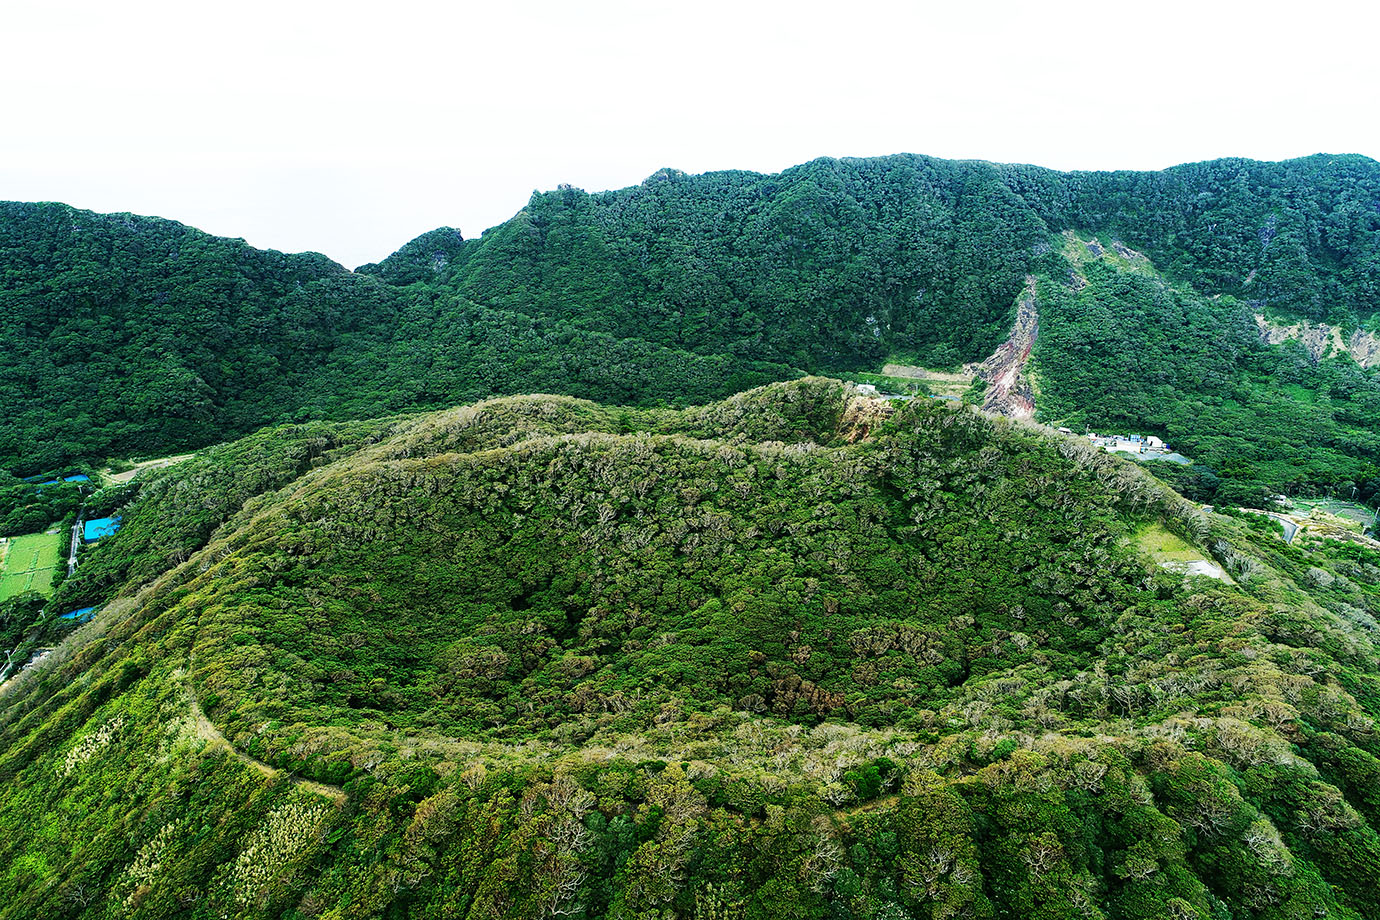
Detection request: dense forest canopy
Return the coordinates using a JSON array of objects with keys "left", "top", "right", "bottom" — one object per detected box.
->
[
  {"left": 5, "top": 381, "right": 1380, "bottom": 917},
  {"left": 4, "top": 152, "right": 1379, "bottom": 502}
]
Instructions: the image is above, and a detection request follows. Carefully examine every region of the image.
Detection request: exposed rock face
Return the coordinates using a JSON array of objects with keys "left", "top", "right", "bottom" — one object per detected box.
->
[
  {"left": 1255, "top": 314, "right": 1380, "bottom": 368},
  {"left": 968, "top": 276, "right": 1039, "bottom": 419}
]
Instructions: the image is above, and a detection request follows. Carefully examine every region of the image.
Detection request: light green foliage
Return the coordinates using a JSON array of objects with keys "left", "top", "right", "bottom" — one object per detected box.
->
[
  {"left": 1136, "top": 523, "right": 1206, "bottom": 564},
  {"left": 1, "top": 382, "right": 1379, "bottom": 916},
  {"left": 0, "top": 530, "right": 63, "bottom": 599}
]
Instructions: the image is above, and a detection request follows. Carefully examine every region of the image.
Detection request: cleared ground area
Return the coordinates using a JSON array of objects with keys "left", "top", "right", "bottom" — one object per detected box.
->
[
  {"left": 0, "top": 531, "right": 63, "bottom": 600},
  {"left": 101, "top": 453, "right": 194, "bottom": 485},
  {"left": 1135, "top": 522, "right": 1232, "bottom": 582}
]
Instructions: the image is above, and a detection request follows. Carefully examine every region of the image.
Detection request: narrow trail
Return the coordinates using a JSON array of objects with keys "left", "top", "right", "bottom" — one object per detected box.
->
[{"left": 186, "top": 677, "right": 347, "bottom": 805}]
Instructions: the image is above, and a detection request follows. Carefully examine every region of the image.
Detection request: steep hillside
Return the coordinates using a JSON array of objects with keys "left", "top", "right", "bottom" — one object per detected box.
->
[
  {"left": 0, "top": 202, "right": 370, "bottom": 472},
  {"left": 4, "top": 382, "right": 1380, "bottom": 918},
  {"left": 1034, "top": 232, "right": 1380, "bottom": 504},
  {"left": 0, "top": 204, "right": 794, "bottom": 476},
  {"left": 5, "top": 153, "right": 1380, "bottom": 500}
]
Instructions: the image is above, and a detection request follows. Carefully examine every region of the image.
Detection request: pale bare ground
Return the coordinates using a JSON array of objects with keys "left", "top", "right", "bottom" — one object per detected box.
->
[
  {"left": 1255, "top": 314, "right": 1380, "bottom": 368},
  {"left": 880, "top": 364, "right": 972, "bottom": 384},
  {"left": 970, "top": 276, "right": 1039, "bottom": 419},
  {"left": 102, "top": 453, "right": 195, "bottom": 485},
  {"left": 188, "top": 692, "right": 347, "bottom": 805}
]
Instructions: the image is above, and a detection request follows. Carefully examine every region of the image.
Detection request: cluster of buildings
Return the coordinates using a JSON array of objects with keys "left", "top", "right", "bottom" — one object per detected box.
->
[
  {"left": 1059, "top": 429, "right": 1190, "bottom": 464},
  {"left": 1078, "top": 431, "right": 1166, "bottom": 453}
]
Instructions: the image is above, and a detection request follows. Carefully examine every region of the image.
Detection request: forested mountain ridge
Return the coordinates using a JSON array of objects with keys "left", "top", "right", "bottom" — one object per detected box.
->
[
  {"left": 5, "top": 380, "right": 1380, "bottom": 918},
  {"left": 4, "top": 152, "right": 1380, "bottom": 501},
  {"left": 405, "top": 153, "right": 1380, "bottom": 360}
]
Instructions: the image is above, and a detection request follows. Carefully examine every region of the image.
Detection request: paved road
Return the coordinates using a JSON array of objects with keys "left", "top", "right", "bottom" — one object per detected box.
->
[
  {"left": 67, "top": 516, "right": 82, "bottom": 576},
  {"left": 1256, "top": 511, "right": 1300, "bottom": 544}
]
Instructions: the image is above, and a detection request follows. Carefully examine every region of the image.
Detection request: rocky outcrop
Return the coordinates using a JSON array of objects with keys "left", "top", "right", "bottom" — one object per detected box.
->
[
  {"left": 967, "top": 276, "right": 1039, "bottom": 419},
  {"left": 1255, "top": 314, "right": 1380, "bottom": 368}
]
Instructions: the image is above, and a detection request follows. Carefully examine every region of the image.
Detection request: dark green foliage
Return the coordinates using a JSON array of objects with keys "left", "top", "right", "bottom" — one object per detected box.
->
[
  {"left": 0, "top": 592, "right": 46, "bottom": 660},
  {"left": 0, "top": 202, "right": 378, "bottom": 474},
  {"left": 6, "top": 153, "right": 1380, "bottom": 507},
  {"left": 355, "top": 226, "right": 472, "bottom": 286},
  {"left": 0, "top": 475, "right": 82, "bottom": 536},
  {"left": 1035, "top": 247, "right": 1380, "bottom": 503},
  {"left": 446, "top": 159, "right": 1049, "bottom": 368},
  {"left": 0, "top": 204, "right": 791, "bottom": 476},
  {"left": 1046, "top": 154, "right": 1380, "bottom": 323}
]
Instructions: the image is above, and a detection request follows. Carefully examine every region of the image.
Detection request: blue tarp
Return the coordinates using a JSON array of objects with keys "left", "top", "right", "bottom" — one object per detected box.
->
[
  {"left": 59, "top": 606, "right": 97, "bottom": 622},
  {"left": 63, "top": 474, "right": 90, "bottom": 482},
  {"left": 84, "top": 517, "right": 121, "bottom": 541}
]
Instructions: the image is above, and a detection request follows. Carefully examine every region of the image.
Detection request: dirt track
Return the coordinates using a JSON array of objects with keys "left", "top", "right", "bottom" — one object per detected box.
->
[{"left": 187, "top": 683, "right": 346, "bottom": 805}]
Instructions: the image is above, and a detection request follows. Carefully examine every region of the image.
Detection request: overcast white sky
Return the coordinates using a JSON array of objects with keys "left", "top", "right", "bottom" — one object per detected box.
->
[{"left": 4, "top": 0, "right": 1377, "bottom": 268}]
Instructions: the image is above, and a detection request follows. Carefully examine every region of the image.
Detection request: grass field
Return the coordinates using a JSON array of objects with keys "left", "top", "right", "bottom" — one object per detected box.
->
[
  {"left": 0, "top": 531, "right": 63, "bottom": 600},
  {"left": 830, "top": 365, "right": 978, "bottom": 399},
  {"left": 1135, "top": 522, "right": 1204, "bottom": 564}
]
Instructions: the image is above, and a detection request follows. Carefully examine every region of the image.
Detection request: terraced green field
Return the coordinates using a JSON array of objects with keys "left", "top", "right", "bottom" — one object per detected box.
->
[{"left": 0, "top": 531, "right": 62, "bottom": 600}]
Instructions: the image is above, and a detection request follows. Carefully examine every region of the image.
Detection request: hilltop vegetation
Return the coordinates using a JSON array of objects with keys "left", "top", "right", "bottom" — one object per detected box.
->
[
  {"left": 0, "top": 203, "right": 790, "bottom": 477},
  {"left": 4, "top": 382, "right": 1380, "bottom": 918},
  {"left": 4, "top": 153, "right": 1380, "bottom": 505}
]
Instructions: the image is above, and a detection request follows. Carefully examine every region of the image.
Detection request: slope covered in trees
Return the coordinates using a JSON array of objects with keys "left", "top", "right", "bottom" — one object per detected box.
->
[
  {"left": 5, "top": 153, "right": 1379, "bottom": 501},
  {"left": 0, "top": 204, "right": 792, "bottom": 476},
  {"left": 4, "top": 381, "right": 1380, "bottom": 918},
  {"left": 1034, "top": 233, "right": 1380, "bottom": 506}
]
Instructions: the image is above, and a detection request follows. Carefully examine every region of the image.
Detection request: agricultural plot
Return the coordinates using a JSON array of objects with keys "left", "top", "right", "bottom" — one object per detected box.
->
[
  {"left": 0, "top": 531, "right": 63, "bottom": 600},
  {"left": 1288, "top": 498, "right": 1375, "bottom": 531}
]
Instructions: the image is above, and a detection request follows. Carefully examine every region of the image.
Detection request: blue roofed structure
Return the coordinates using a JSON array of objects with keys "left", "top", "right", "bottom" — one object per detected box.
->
[
  {"left": 63, "top": 474, "right": 90, "bottom": 483},
  {"left": 59, "top": 607, "right": 97, "bottom": 622},
  {"left": 83, "top": 517, "right": 122, "bottom": 541}
]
